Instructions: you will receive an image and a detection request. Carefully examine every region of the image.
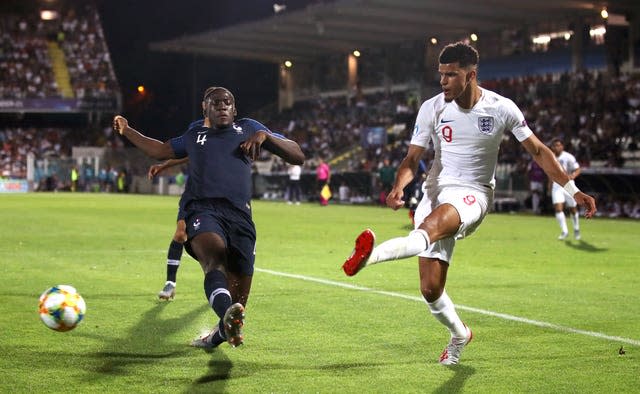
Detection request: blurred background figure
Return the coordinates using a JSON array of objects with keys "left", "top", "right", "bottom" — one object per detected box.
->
[
  {"left": 316, "top": 157, "right": 331, "bottom": 206},
  {"left": 550, "top": 139, "right": 582, "bottom": 240},
  {"left": 527, "top": 159, "right": 546, "bottom": 214},
  {"left": 287, "top": 163, "right": 301, "bottom": 205}
]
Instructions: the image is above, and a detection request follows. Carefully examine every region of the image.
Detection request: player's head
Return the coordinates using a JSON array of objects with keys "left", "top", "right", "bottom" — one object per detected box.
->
[
  {"left": 438, "top": 42, "right": 479, "bottom": 102},
  {"left": 202, "top": 86, "right": 237, "bottom": 127},
  {"left": 551, "top": 138, "right": 564, "bottom": 155}
]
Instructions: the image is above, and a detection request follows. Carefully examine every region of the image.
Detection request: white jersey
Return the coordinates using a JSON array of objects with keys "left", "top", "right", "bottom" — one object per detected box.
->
[
  {"left": 551, "top": 151, "right": 580, "bottom": 191},
  {"left": 411, "top": 88, "right": 533, "bottom": 190},
  {"left": 288, "top": 164, "right": 301, "bottom": 181}
]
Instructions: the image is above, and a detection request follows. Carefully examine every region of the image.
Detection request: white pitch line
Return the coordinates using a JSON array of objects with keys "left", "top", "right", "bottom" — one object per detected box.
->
[{"left": 257, "top": 268, "right": 640, "bottom": 347}]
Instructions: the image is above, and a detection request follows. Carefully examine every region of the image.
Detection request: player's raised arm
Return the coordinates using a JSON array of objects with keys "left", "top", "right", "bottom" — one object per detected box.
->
[
  {"left": 521, "top": 134, "right": 596, "bottom": 218},
  {"left": 240, "top": 130, "right": 305, "bottom": 165},
  {"left": 386, "top": 144, "right": 426, "bottom": 210},
  {"left": 113, "top": 115, "right": 175, "bottom": 160}
]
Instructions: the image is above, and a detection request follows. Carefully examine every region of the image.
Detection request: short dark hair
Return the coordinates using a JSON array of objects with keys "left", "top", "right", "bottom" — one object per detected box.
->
[
  {"left": 203, "top": 86, "right": 235, "bottom": 102},
  {"left": 439, "top": 42, "right": 479, "bottom": 68}
]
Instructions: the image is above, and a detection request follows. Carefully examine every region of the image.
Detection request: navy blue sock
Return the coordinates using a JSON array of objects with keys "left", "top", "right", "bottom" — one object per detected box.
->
[
  {"left": 204, "top": 270, "right": 231, "bottom": 320},
  {"left": 210, "top": 328, "right": 226, "bottom": 345},
  {"left": 166, "top": 240, "right": 183, "bottom": 282}
]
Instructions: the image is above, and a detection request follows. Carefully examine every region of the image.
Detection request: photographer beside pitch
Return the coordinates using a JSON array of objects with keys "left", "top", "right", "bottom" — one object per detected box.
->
[
  {"left": 342, "top": 42, "right": 597, "bottom": 365},
  {"left": 113, "top": 86, "right": 305, "bottom": 348}
]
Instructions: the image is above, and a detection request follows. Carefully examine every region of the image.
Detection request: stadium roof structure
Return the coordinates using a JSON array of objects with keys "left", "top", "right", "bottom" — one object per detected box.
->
[{"left": 150, "top": 0, "right": 639, "bottom": 64}]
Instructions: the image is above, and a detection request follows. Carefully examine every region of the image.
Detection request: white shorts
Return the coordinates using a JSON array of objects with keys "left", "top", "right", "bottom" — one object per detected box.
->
[
  {"left": 413, "top": 184, "right": 492, "bottom": 263},
  {"left": 551, "top": 183, "right": 576, "bottom": 207},
  {"left": 530, "top": 181, "right": 544, "bottom": 193}
]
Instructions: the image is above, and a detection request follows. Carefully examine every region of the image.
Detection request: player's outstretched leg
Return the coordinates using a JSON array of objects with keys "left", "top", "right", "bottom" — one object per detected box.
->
[
  {"left": 439, "top": 324, "right": 473, "bottom": 365},
  {"left": 342, "top": 229, "right": 430, "bottom": 276},
  {"left": 342, "top": 229, "right": 376, "bottom": 276},
  {"left": 158, "top": 240, "right": 182, "bottom": 299},
  {"left": 191, "top": 325, "right": 225, "bottom": 349},
  {"left": 223, "top": 303, "right": 245, "bottom": 347}
]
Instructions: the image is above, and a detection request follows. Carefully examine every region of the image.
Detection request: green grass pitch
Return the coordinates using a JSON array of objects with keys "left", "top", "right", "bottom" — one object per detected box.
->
[{"left": 1, "top": 193, "right": 638, "bottom": 393}]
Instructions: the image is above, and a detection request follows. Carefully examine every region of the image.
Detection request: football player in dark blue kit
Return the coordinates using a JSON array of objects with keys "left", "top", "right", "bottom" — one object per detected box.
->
[
  {"left": 147, "top": 157, "right": 190, "bottom": 300},
  {"left": 113, "top": 86, "right": 305, "bottom": 348}
]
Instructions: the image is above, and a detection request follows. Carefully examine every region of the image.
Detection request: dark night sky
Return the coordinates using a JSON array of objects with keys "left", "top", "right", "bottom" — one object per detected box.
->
[{"left": 95, "top": 0, "right": 313, "bottom": 140}]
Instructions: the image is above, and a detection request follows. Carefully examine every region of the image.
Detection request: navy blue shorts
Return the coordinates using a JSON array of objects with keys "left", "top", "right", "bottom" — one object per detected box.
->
[{"left": 184, "top": 198, "right": 256, "bottom": 276}]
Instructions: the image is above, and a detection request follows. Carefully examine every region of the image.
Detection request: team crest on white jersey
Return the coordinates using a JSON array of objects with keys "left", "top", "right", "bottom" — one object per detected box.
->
[{"left": 478, "top": 116, "right": 495, "bottom": 135}]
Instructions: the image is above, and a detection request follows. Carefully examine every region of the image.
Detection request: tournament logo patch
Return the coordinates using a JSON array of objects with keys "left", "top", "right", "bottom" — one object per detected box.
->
[
  {"left": 463, "top": 195, "right": 476, "bottom": 205},
  {"left": 478, "top": 116, "right": 495, "bottom": 135}
]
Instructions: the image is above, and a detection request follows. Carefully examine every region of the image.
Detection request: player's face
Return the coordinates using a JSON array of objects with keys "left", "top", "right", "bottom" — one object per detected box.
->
[
  {"left": 438, "top": 63, "right": 474, "bottom": 102},
  {"left": 551, "top": 141, "right": 564, "bottom": 156},
  {"left": 204, "top": 90, "right": 236, "bottom": 128}
]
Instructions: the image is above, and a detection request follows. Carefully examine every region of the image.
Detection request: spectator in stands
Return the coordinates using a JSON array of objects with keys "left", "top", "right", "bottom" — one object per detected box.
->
[{"left": 378, "top": 157, "right": 396, "bottom": 196}]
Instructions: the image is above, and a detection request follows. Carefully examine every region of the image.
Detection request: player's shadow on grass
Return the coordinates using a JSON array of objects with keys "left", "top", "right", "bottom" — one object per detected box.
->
[
  {"left": 191, "top": 358, "right": 397, "bottom": 392},
  {"left": 563, "top": 239, "right": 608, "bottom": 253},
  {"left": 88, "top": 301, "right": 208, "bottom": 376},
  {"left": 190, "top": 352, "right": 234, "bottom": 392},
  {"left": 433, "top": 364, "right": 475, "bottom": 393}
]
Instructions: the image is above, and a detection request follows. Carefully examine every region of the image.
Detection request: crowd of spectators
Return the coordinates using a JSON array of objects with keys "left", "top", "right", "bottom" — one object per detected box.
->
[
  {"left": 483, "top": 70, "right": 640, "bottom": 170},
  {"left": 0, "top": 14, "right": 60, "bottom": 98},
  {"left": 0, "top": 124, "right": 123, "bottom": 189},
  {"left": 1, "top": 0, "right": 638, "bottom": 217},
  {"left": 264, "top": 70, "right": 640, "bottom": 182},
  {"left": 57, "top": 5, "right": 119, "bottom": 100},
  {"left": 259, "top": 69, "right": 640, "bottom": 217},
  {"left": 0, "top": 3, "right": 119, "bottom": 100}
]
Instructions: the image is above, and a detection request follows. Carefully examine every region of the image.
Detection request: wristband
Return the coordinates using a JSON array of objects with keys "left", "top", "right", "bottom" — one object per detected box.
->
[{"left": 563, "top": 180, "right": 580, "bottom": 196}]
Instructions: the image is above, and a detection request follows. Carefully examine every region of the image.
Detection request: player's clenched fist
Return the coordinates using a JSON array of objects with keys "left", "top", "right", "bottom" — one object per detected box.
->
[{"left": 113, "top": 115, "right": 128, "bottom": 135}]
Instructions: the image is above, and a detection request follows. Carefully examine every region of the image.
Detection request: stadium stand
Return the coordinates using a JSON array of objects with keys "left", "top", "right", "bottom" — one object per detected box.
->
[
  {"left": 2, "top": 0, "right": 639, "bottom": 218},
  {"left": 0, "top": 0, "right": 122, "bottom": 192}
]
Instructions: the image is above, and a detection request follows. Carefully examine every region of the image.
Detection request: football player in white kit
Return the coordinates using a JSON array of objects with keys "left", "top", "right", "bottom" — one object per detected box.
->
[
  {"left": 342, "top": 42, "right": 597, "bottom": 365},
  {"left": 549, "top": 139, "right": 582, "bottom": 240}
]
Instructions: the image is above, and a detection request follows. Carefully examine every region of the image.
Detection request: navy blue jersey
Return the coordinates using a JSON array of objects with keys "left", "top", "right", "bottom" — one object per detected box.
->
[{"left": 170, "top": 118, "right": 282, "bottom": 214}]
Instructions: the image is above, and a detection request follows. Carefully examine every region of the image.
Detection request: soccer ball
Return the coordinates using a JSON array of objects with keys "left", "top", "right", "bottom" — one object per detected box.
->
[{"left": 38, "top": 285, "right": 86, "bottom": 332}]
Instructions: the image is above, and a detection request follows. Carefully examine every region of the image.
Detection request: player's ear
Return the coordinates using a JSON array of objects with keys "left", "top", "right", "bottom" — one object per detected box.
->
[
  {"left": 202, "top": 101, "right": 207, "bottom": 116},
  {"left": 467, "top": 67, "right": 477, "bottom": 82}
]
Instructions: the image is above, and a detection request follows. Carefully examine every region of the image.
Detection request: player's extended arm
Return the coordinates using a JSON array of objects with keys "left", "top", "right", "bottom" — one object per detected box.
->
[
  {"left": 113, "top": 115, "right": 175, "bottom": 160},
  {"left": 240, "top": 130, "right": 305, "bottom": 165},
  {"left": 570, "top": 167, "right": 581, "bottom": 180},
  {"left": 386, "top": 144, "right": 425, "bottom": 210},
  {"left": 522, "top": 134, "right": 596, "bottom": 218},
  {"left": 148, "top": 158, "right": 189, "bottom": 179}
]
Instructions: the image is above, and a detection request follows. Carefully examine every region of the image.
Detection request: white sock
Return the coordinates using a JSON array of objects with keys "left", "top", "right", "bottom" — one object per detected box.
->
[
  {"left": 368, "top": 229, "right": 430, "bottom": 266},
  {"left": 572, "top": 212, "right": 580, "bottom": 231},
  {"left": 532, "top": 193, "right": 540, "bottom": 213},
  {"left": 426, "top": 290, "right": 466, "bottom": 338},
  {"left": 555, "top": 212, "right": 568, "bottom": 234}
]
